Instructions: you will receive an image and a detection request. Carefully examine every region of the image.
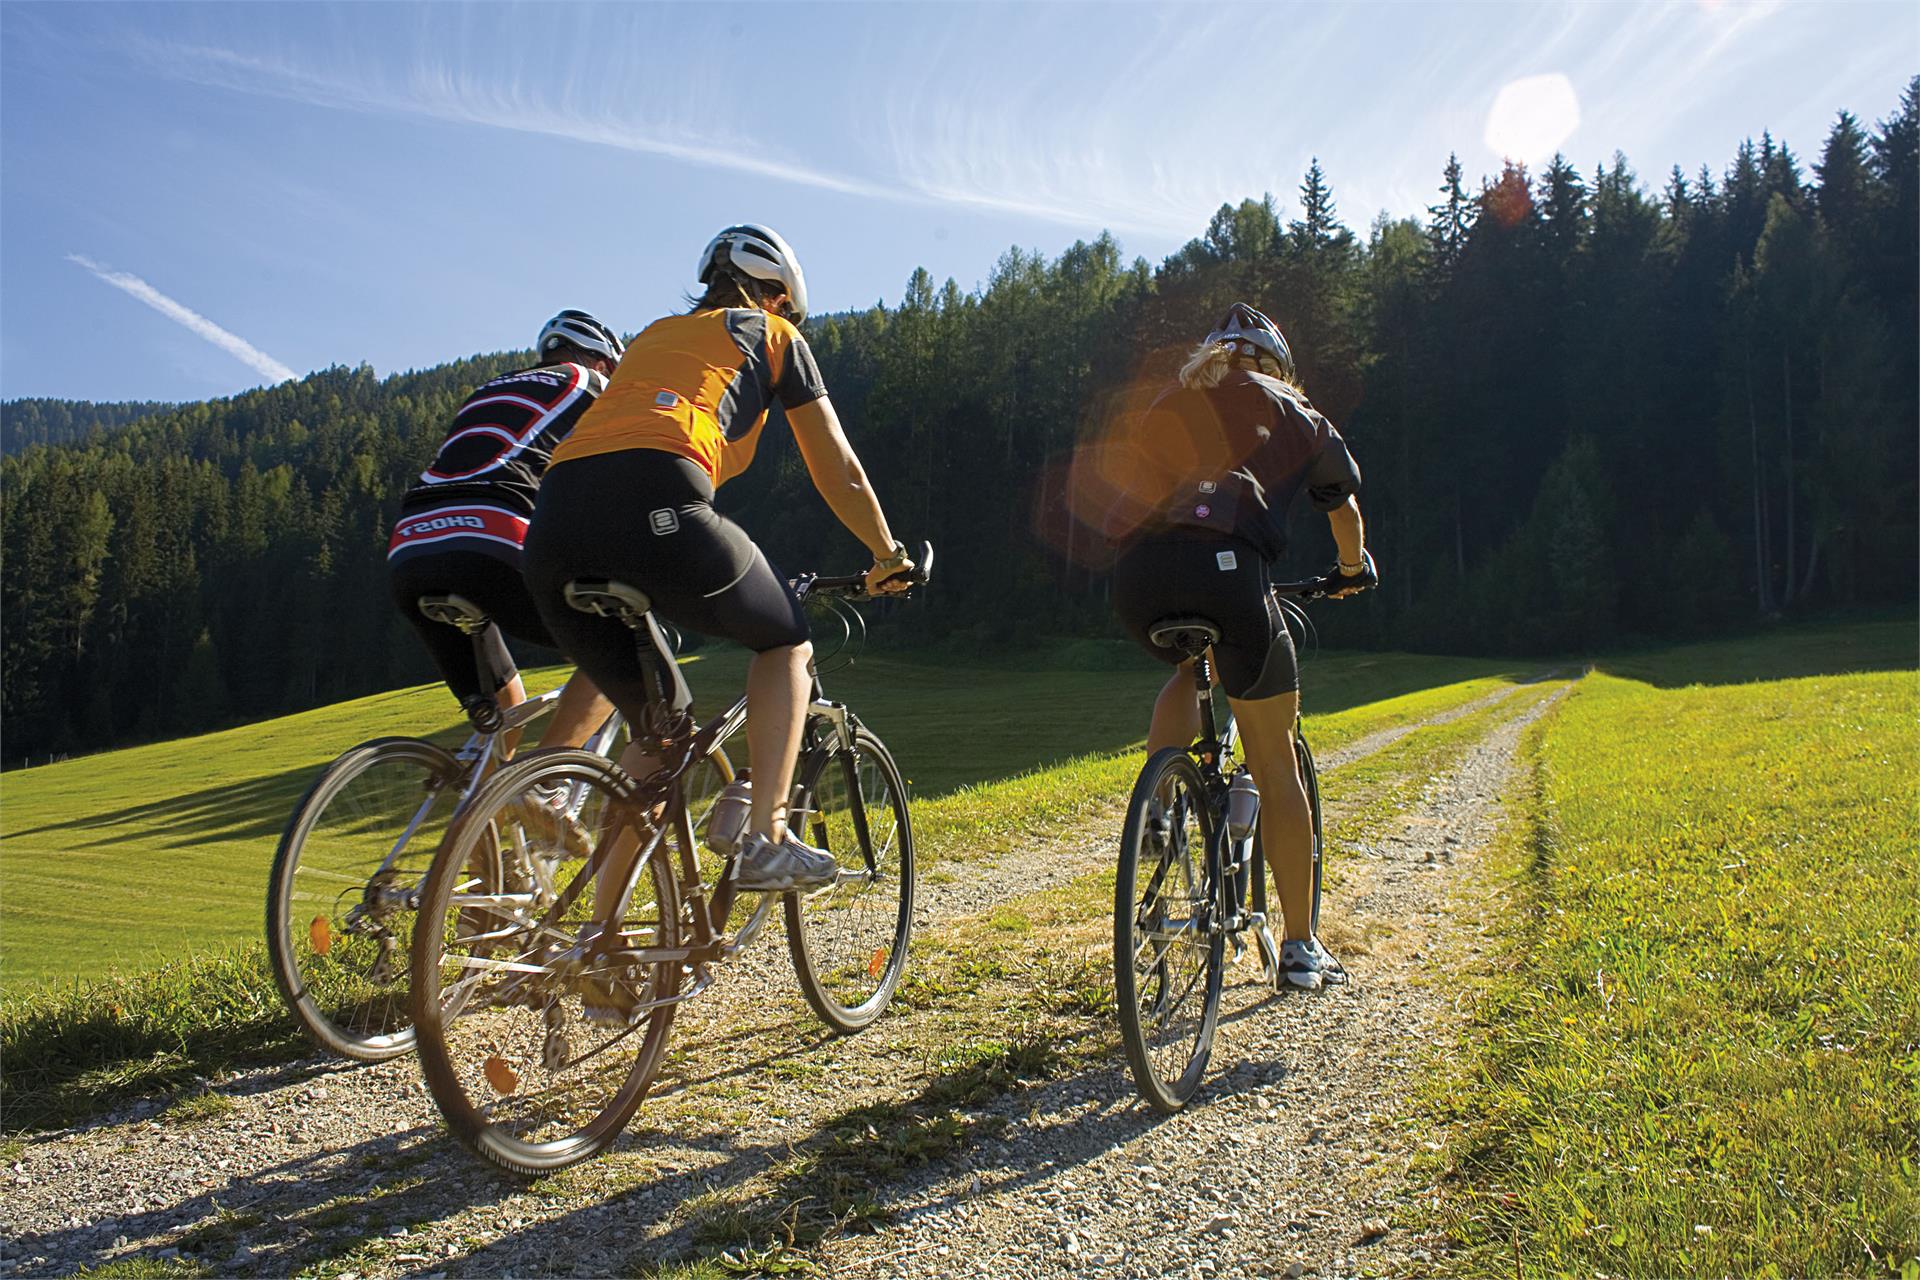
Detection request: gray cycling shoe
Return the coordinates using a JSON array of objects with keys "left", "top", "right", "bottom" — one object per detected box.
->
[
  {"left": 734, "top": 831, "right": 839, "bottom": 892},
  {"left": 1278, "top": 936, "right": 1349, "bottom": 991}
]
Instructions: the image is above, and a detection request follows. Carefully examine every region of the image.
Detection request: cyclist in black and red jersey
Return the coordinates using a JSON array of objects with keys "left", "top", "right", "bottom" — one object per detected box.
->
[
  {"left": 1094, "top": 304, "right": 1377, "bottom": 990},
  {"left": 387, "top": 310, "right": 624, "bottom": 750}
]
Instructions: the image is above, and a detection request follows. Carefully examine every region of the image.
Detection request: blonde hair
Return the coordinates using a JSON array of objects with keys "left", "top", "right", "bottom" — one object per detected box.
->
[{"left": 1178, "top": 340, "right": 1300, "bottom": 391}]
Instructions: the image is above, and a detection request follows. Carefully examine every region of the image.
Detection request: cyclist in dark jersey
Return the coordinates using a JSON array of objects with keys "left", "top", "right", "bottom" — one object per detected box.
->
[
  {"left": 1100, "top": 304, "right": 1376, "bottom": 990},
  {"left": 388, "top": 309, "right": 622, "bottom": 751},
  {"left": 526, "top": 225, "right": 913, "bottom": 893}
]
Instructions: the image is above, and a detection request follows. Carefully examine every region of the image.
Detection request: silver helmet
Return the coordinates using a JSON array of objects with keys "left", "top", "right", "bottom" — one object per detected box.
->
[
  {"left": 1204, "top": 303, "right": 1294, "bottom": 381},
  {"left": 697, "top": 224, "right": 810, "bottom": 324},
  {"left": 536, "top": 309, "right": 624, "bottom": 363}
]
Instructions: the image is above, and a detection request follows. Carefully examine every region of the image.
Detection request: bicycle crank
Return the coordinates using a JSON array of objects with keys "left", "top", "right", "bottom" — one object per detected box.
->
[
  {"left": 368, "top": 932, "right": 400, "bottom": 985},
  {"left": 542, "top": 1002, "right": 570, "bottom": 1071}
]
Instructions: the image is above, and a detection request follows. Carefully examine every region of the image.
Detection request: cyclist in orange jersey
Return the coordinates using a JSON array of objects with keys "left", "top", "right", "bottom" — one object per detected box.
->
[{"left": 524, "top": 225, "right": 913, "bottom": 892}]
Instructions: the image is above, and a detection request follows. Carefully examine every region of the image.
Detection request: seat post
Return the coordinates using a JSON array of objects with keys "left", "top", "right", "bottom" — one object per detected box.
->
[{"left": 1190, "top": 650, "right": 1220, "bottom": 754}]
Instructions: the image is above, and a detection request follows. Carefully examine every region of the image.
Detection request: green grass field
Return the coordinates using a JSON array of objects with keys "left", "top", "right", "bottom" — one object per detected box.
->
[
  {"left": 1427, "top": 621, "right": 1919, "bottom": 1276},
  {"left": 0, "top": 644, "right": 1514, "bottom": 991}
]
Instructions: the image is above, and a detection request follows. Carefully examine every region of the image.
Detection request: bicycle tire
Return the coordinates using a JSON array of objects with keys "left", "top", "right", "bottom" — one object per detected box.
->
[
  {"left": 266, "top": 736, "right": 463, "bottom": 1061},
  {"left": 785, "top": 727, "right": 916, "bottom": 1034},
  {"left": 1114, "top": 747, "right": 1224, "bottom": 1112},
  {"left": 411, "top": 750, "right": 684, "bottom": 1175}
]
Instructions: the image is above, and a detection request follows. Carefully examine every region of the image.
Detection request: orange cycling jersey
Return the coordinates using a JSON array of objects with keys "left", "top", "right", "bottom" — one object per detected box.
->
[{"left": 549, "top": 308, "right": 828, "bottom": 486}]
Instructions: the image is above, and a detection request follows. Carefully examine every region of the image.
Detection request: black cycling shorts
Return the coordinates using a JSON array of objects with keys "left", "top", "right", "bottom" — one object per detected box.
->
[
  {"left": 1111, "top": 533, "right": 1298, "bottom": 701},
  {"left": 388, "top": 540, "right": 556, "bottom": 704},
  {"left": 524, "top": 449, "right": 808, "bottom": 725}
]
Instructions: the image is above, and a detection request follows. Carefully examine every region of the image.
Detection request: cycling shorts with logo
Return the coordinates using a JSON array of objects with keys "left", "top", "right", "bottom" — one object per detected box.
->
[
  {"left": 1111, "top": 533, "right": 1298, "bottom": 700},
  {"left": 387, "top": 520, "right": 557, "bottom": 704},
  {"left": 524, "top": 449, "right": 809, "bottom": 726}
]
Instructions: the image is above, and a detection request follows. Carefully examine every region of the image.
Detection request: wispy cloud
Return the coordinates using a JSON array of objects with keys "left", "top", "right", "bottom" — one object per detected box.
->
[
  {"left": 67, "top": 254, "right": 296, "bottom": 384},
  {"left": 136, "top": 35, "right": 1184, "bottom": 235}
]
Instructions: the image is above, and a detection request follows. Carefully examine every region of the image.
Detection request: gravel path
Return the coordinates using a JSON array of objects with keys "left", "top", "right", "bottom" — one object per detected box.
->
[
  {"left": 1, "top": 678, "right": 1565, "bottom": 1279},
  {"left": 821, "top": 681, "right": 1572, "bottom": 1280}
]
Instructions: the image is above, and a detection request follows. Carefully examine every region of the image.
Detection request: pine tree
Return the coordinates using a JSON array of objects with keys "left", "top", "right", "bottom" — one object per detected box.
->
[
  {"left": 1814, "top": 110, "right": 1877, "bottom": 269},
  {"left": 1426, "top": 153, "right": 1473, "bottom": 269}
]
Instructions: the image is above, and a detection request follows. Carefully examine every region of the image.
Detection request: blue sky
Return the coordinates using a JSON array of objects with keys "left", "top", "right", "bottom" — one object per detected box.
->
[{"left": 2, "top": 1, "right": 1912, "bottom": 403}]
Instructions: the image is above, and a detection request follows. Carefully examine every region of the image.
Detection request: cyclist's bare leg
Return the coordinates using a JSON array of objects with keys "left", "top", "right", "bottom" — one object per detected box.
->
[
  {"left": 537, "top": 672, "right": 614, "bottom": 750},
  {"left": 747, "top": 640, "right": 814, "bottom": 842},
  {"left": 1147, "top": 660, "right": 1204, "bottom": 752},
  {"left": 496, "top": 674, "right": 530, "bottom": 758},
  {"left": 1226, "top": 689, "right": 1313, "bottom": 942}
]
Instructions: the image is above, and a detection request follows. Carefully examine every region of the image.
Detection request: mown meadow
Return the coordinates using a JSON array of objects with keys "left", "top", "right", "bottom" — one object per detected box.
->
[
  {"left": 0, "top": 644, "right": 1516, "bottom": 1132},
  {"left": 1424, "top": 620, "right": 1918, "bottom": 1277}
]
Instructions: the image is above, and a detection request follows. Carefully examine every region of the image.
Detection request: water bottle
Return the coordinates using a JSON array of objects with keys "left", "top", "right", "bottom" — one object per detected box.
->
[
  {"left": 705, "top": 774, "right": 752, "bottom": 856},
  {"left": 1226, "top": 770, "right": 1260, "bottom": 841}
]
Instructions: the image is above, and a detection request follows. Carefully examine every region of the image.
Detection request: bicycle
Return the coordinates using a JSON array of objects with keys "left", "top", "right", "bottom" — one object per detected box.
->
[
  {"left": 408, "top": 545, "right": 932, "bottom": 1174},
  {"left": 1112, "top": 569, "right": 1344, "bottom": 1112},
  {"left": 266, "top": 596, "right": 732, "bottom": 1062}
]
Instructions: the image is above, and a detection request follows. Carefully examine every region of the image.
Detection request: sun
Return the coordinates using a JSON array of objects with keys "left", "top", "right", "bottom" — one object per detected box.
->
[{"left": 1484, "top": 73, "right": 1582, "bottom": 166}]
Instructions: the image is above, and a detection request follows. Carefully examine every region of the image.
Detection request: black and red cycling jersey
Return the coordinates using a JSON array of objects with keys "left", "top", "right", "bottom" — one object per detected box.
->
[{"left": 390, "top": 360, "right": 607, "bottom": 559}]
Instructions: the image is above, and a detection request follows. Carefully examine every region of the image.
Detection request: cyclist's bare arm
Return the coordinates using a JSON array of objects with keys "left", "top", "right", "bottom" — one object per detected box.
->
[
  {"left": 787, "top": 397, "right": 907, "bottom": 588},
  {"left": 1325, "top": 497, "right": 1370, "bottom": 598}
]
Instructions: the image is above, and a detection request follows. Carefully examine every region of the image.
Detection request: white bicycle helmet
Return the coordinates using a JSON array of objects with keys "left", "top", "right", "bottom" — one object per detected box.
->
[
  {"left": 1205, "top": 303, "right": 1294, "bottom": 382},
  {"left": 536, "top": 309, "right": 624, "bottom": 363},
  {"left": 697, "top": 224, "right": 810, "bottom": 324}
]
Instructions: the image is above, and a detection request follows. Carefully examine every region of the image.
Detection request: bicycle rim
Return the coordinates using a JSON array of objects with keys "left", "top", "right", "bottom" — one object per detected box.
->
[
  {"left": 785, "top": 728, "right": 915, "bottom": 1033},
  {"left": 266, "top": 737, "right": 462, "bottom": 1061},
  {"left": 1114, "top": 748, "right": 1223, "bottom": 1112},
  {"left": 411, "top": 750, "right": 683, "bottom": 1175}
]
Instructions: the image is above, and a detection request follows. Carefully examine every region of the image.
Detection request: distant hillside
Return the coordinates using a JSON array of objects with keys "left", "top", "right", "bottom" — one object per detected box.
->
[
  {"left": 1, "top": 80, "right": 1914, "bottom": 764},
  {"left": 1, "top": 398, "right": 179, "bottom": 454}
]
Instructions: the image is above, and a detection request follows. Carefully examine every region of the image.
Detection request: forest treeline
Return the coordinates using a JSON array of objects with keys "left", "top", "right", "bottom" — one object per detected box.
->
[
  {"left": 2, "top": 81, "right": 1914, "bottom": 762},
  {"left": 1, "top": 399, "right": 179, "bottom": 455}
]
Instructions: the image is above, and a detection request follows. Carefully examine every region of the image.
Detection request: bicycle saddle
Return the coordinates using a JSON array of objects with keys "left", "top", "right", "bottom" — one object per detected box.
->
[
  {"left": 1148, "top": 616, "right": 1222, "bottom": 655},
  {"left": 564, "top": 579, "right": 653, "bottom": 623},
  {"left": 417, "top": 593, "right": 492, "bottom": 635}
]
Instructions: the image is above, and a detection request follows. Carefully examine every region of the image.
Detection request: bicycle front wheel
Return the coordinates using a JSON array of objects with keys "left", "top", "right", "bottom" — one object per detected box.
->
[
  {"left": 267, "top": 736, "right": 463, "bottom": 1061},
  {"left": 411, "top": 750, "right": 684, "bottom": 1175},
  {"left": 785, "top": 727, "right": 916, "bottom": 1034},
  {"left": 1115, "top": 747, "right": 1224, "bottom": 1112}
]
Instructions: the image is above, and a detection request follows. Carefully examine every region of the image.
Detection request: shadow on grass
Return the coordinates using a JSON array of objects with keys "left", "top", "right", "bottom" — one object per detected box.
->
[
  {"left": 1592, "top": 617, "right": 1915, "bottom": 689},
  {"left": 5, "top": 764, "right": 324, "bottom": 850}
]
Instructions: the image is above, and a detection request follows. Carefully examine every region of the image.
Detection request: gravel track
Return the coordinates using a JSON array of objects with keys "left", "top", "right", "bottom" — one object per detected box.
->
[
  {"left": 824, "top": 681, "right": 1572, "bottom": 1280},
  {"left": 1, "top": 678, "right": 1565, "bottom": 1279}
]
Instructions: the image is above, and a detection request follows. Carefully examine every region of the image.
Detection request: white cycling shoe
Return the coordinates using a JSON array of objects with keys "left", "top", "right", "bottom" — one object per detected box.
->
[
  {"left": 734, "top": 832, "right": 839, "bottom": 892},
  {"left": 1278, "top": 936, "right": 1349, "bottom": 991}
]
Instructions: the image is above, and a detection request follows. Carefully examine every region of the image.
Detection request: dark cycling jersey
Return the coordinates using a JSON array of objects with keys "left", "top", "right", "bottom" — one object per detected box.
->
[
  {"left": 549, "top": 309, "right": 827, "bottom": 487},
  {"left": 392, "top": 361, "right": 608, "bottom": 555},
  {"left": 1126, "top": 369, "right": 1361, "bottom": 560}
]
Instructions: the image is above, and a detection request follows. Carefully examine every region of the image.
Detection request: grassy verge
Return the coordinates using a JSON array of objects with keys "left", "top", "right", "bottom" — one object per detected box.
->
[
  {"left": 1421, "top": 634, "right": 1919, "bottom": 1276},
  {"left": 0, "top": 651, "right": 1520, "bottom": 1134}
]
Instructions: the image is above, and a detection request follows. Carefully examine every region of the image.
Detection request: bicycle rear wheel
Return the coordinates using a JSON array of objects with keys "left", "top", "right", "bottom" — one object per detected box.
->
[
  {"left": 411, "top": 750, "right": 684, "bottom": 1175},
  {"left": 267, "top": 736, "right": 463, "bottom": 1061},
  {"left": 1114, "top": 748, "right": 1224, "bottom": 1112},
  {"left": 785, "top": 727, "right": 916, "bottom": 1034}
]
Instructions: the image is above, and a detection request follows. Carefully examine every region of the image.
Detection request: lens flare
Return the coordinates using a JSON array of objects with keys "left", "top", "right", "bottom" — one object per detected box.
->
[{"left": 1484, "top": 73, "right": 1581, "bottom": 165}]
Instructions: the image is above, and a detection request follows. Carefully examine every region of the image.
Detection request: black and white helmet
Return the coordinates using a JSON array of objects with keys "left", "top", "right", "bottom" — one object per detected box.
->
[
  {"left": 697, "top": 224, "right": 810, "bottom": 324},
  {"left": 1205, "top": 303, "right": 1294, "bottom": 381},
  {"left": 536, "top": 309, "right": 624, "bottom": 363}
]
